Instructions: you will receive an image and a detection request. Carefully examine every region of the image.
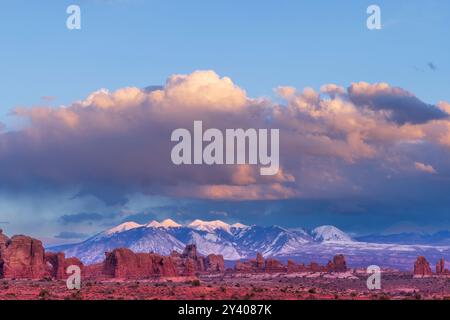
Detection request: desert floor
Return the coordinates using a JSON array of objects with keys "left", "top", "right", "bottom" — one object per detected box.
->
[{"left": 1, "top": 272, "right": 449, "bottom": 300}]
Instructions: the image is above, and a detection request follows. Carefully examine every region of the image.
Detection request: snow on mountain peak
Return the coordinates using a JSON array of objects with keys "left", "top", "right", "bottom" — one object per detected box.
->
[
  {"left": 161, "top": 219, "right": 182, "bottom": 228},
  {"left": 188, "top": 219, "right": 232, "bottom": 233},
  {"left": 147, "top": 220, "right": 162, "bottom": 228},
  {"left": 312, "top": 225, "right": 352, "bottom": 242},
  {"left": 146, "top": 219, "right": 182, "bottom": 228},
  {"left": 105, "top": 221, "right": 142, "bottom": 235},
  {"left": 231, "top": 223, "right": 248, "bottom": 229}
]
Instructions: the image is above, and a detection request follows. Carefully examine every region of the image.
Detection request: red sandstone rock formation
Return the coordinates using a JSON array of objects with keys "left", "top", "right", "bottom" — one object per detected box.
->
[
  {"left": 414, "top": 256, "right": 433, "bottom": 277},
  {"left": 103, "top": 248, "right": 158, "bottom": 279},
  {"left": 436, "top": 258, "right": 444, "bottom": 274},
  {"left": 234, "top": 253, "right": 267, "bottom": 273},
  {"left": 264, "top": 258, "right": 286, "bottom": 273},
  {"left": 153, "top": 255, "right": 178, "bottom": 277},
  {"left": 0, "top": 229, "right": 8, "bottom": 252},
  {"left": 309, "top": 262, "right": 323, "bottom": 273},
  {"left": 234, "top": 260, "right": 255, "bottom": 272},
  {"left": 0, "top": 235, "right": 46, "bottom": 279},
  {"left": 256, "top": 253, "right": 264, "bottom": 271},
  {"left": 182, "top": 258, "right": 197, "bottom": 276},
  {"left": 103, "top": 247, "right": 193, "bottom": 279},
  {"left": 205, "top": 254, "right": 225, "bottom": 273},
  {"left": 287, "top": 260, "right": 307, "bottom": 273},
  {"left": 45, "top": 252, "right": 66, "bottom": 279},
  {"left": 435, "top": 258, "right": 448, "bottom": 275},
  {"left": 326, "top": 254, "right": 348, "bottom": 273},
  {"left": 182, "top": 244, "right": 198, "bottom": 259},
  {"left": 0, "top": 230, "right": 9, "bottom": 278},
  {"left": 84, "top": 262, "right": 103, "bottom": 278},
  {"left": 65, "top": 257, "right": 83, "bottom": 270},
  {"left": 0, "top": 229, "right": 84, "bottom": 280},
  {"left": 170, "top": 251, "right": 187, "bottom": 275},
  {"left": 235, "top": 253, "right": 348, "bottom": 274},
  {"left": 45, "top": 252, "right": 84, "bottom": 280},
  {"left": 181, "top": 244, "right": 207, "bottom": 273},
  {"left": 171, "top": 244, "right": 224, "bottom": 275}
]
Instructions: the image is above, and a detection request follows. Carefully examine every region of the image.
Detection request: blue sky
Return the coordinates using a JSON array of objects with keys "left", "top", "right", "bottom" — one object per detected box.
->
[
  {"left": 1, "top": 0, "right": 449, "bottom": 121},
  {"left": 0, "top": 1, "right": 450, "bottom": 242}
]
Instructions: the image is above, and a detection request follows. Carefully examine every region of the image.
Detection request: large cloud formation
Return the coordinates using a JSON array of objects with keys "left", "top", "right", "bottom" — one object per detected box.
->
[{"left": 1, "top": 70, "right": 449, "bottom": 203}]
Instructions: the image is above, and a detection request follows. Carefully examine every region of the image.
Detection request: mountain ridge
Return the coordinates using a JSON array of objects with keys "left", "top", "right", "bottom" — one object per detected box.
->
[{"left": 49, "top": 219, "right": 450, "bottom": 270}]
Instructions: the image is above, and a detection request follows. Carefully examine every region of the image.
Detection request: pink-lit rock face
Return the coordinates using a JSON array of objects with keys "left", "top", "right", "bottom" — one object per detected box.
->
[
  {"left": 287, "top": 260, "right": 307, "bottom": 273},
  {"left": 0, "top": 229, "right": 9, "bottom": 278},
  {"left": 234, "top": 253, "right": 349, "bottom": 274},
  {"left": 103, "top": 248, "right": 176, "bottom": 279},
  {"left": 327, "top": 254, "right": 348, "bottom": 273},
  {"left": 45, "top": 252, "right": 66, "bottom": 280},
  {"left": 414, "top": 256, "right": 433, "bottom": 277},
  {"left": 0, "top": 235, "right": 46, "bottom": 280},
  {"left": 435, "top": 258, "right": 448, "bottom": 275},
  {"left": 102, "top": 245, "right": 225, "bottom": 279},
  {"left": 182, "top": 244, "right": 198, "bottom": 260},
  {"left": 264, "top": 258, "right": 286, "bottom": 273},
  {"left": 256, "top": 253, "right": 264, "bottom": 271},
  {"left": 0, "top": 229, "right": 8, "bottom": 252},
  {"left": 205, "top": 254, "right": 224, "bottom": 273},
  {"left": 64, "top": 257, "right": 84, "bottom": 272},
  {"left": 0, "top": 230, "right": 85, "bottom": 281}
]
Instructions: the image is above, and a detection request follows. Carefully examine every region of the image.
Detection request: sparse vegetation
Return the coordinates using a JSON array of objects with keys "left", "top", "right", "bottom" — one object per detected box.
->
[
  {"left": 38, "top": 289, "right": 51, "bottom": 300},
  {"left": 65, "top": 290, "right": 83, "bottom": 300},
  {"left": 1, "top": 273, "right": 450, "bottom": 300},
  {"left": 191, "top": 279, "right": 201, "bottom": 287}
]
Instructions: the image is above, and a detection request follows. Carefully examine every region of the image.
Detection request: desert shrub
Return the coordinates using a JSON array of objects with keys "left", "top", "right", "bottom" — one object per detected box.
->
[
  {"left": 154, "top": 282, "right": 167, "bottom": 287},
  {"left": 38, "top": 289, "right": 51, "bottom": 300},
  {"left": 191, "top": 279, "right": 201, "bottom": 287},
  {"left": 244, "top": 292, "right": 255, "bottom": 299},
  {"left": 129, "top": 283, "right": 139, "bottom": 289},
  {"left": 65, "top": 290, "right": 83, "bottom": 300},
  {"left": 379, "top": 294, "right": 391, "bottom": 300},
  {"left": 101, "top": 288, "right": 115, "bottom": 294},
  {"left": 40, "top": 276, "right": 52, "bottom": 282}
]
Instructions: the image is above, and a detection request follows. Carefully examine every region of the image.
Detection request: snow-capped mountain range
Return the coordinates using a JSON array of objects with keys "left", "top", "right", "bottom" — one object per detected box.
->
[{"left": 50, "top": 219, "right": 450, "bottom": 270}]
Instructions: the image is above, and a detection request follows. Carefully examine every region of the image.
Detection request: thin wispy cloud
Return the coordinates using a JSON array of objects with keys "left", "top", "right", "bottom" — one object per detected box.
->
[{"left": 428, "top": 62, "right": 437, "bottom": 71}]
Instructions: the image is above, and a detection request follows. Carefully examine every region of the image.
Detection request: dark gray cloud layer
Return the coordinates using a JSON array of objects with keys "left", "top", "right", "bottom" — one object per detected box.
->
[
  {"left": 59, "top": 212, "right": 106, "bottom": 224},
  {"left": 54, "top": 231, "right": 89, "bottom": 239},
  {"left": 348, "top": 84, "right": 448, "bottom": 124}
]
